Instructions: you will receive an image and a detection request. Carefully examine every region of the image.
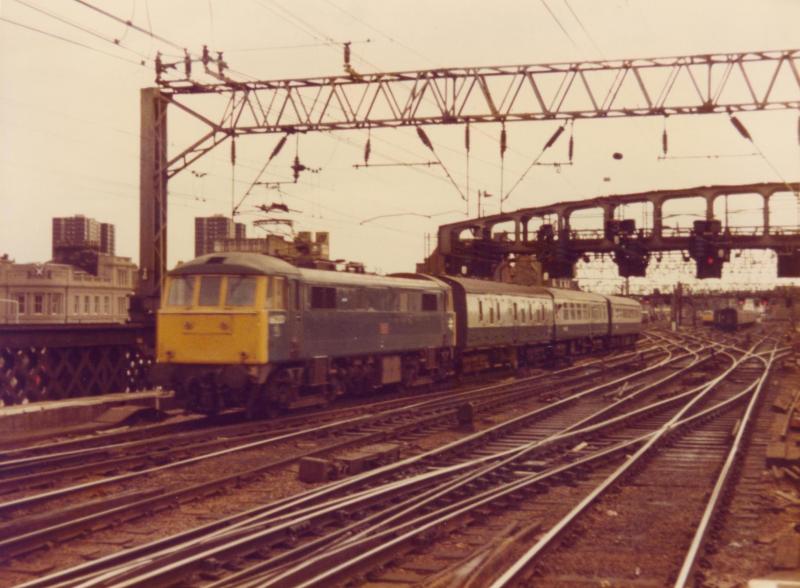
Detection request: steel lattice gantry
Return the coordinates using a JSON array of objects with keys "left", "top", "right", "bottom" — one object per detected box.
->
[{"left": 139, "top": 49, "right": 800, "bottom": 307}]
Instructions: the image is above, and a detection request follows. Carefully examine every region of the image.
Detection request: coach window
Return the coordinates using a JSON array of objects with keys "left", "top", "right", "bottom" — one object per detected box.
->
[
  {"left": 227, "top": 276, "right": 257, "bottom": 307},
  {"left": 167, "top": 276, "right": 194, "bottom": 307},
  {"left": 422, "top": 293, "right": 438, "bottom": 311},
  {"left": 198, "top": 276, "right": 222, "bottom": 306}
]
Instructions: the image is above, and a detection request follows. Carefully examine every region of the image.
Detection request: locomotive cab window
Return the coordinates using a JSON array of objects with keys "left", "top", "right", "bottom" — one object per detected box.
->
[
  {"left": 226, "top": 276, "right": 257, "bottom": 307},
  {"left": 198, "top": 276, "right": 222, "bottom": 306},
  {"left": 422, "top": 293, "right": 438, "bottom": 311},
  {"left": 167, "top": 276, "right": 194, "bottom": 307},
  {"left": 310, "top": 286, "right": 336, "bottom": 309}
]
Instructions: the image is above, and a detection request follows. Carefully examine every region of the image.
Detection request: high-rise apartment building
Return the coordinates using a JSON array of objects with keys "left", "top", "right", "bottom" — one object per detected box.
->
[
  {"left": 194, "top": 215, "right": 247, "bottom": 257},
  {"left": 52, "top": 215, "right": 115, "bottom": 261}
]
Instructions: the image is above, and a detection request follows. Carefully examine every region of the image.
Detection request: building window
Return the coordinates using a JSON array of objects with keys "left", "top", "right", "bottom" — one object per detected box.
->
[
  {"left": 104, "top": 296, "right": 110, "bottom": 314},
  {"left": 51, "top": 293, "right": 63, "bottom": 315},
  {"left": 74, "top": 295, "right": 79, "bottom": 314},
  {"left": 16, "top": 293, "right": 26, "bottom": 314},
  {"left": 34, "top": 294, "right": 44, "bottom": 314},
  {"left": 84, "top": 295, "right": 91, "bottom": 313},
  {"left": 118, "top": 297, "right": 127, "bottom": 315},
  {"left": 94, "top": 296, "right": 100, "bottom": 313},
  {"left": 117, "top": 268, "right": 128, "bottom": 286}
]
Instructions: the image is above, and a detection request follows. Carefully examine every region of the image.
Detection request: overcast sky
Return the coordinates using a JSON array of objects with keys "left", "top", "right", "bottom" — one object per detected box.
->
[{"left": 1, "top": 0, "right": 798, "bottom": 293}]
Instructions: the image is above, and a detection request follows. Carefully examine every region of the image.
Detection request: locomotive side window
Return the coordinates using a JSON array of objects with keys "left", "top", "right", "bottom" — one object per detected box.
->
[
  {"left": 167, "top": 276, "right": 194, "bottom": 307},
  {"left": 269, "top": 276, "right": 286, "bottom": 309},
  {"left": 310, "top": 286, "right": 336, "bottom": 309},
  {"left": 226, "top": 276, "right": 257, "bottom": 307},
  {"left": 422, "top": 293, "right": 437, "bottom": 311},
  {"left": 198, "top": 276, "right": 222, "bottom": 306}
]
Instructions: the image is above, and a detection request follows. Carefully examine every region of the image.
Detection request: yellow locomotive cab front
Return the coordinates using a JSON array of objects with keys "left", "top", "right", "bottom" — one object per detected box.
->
[{"left": 157, "top": 274, "right": 268, "bottom": 365}]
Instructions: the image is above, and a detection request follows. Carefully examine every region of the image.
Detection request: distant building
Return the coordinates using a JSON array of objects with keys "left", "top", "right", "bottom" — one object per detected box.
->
[
  {"left": 195, "top": 215, "right": 247, "bottom": 257},
  {"left": 52, "top": 215, "right": 115, "bottom": 257},
  {"left": 0, "top": 254, "right": 136, "bottom": 324},
  {"left": 214, "top": 231, "right": 332, "bottom": 268}
]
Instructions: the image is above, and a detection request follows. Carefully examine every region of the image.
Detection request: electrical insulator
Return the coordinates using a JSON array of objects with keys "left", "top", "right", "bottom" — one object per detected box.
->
[
  {"left": 269, "top": 135, "right": 288, "bottom": 161},
  {"left": 231, "top": 138, "right": 236, "bottom": 166},
  {"left": 568, "top": 133, "right": 574, "bottom": 162},
  {"left": 662, "top": 128, "right": 668, "bottom": 155},
  {"left": 343, "top": 42, "right": 351, "bottom": 66},
  {"left": 364, "top": 137, "right": 371, "bottom": 165},
  {"left": 730, "top": 116, "right": 752, "bottom": 141},
  {"left": 465, "top": 124, "right": 470, "bottom": 152},
  {"left": 544, "top": 126, "right": 564, "bottom": 150},
  {"left": 500, "top": 125, "right": 507, "bottom": 157},
  {"left": 416, "top": 127, "right": 434, "bottom": 151}
]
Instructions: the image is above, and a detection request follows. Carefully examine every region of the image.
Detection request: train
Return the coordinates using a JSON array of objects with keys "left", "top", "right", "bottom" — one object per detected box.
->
[
  {"left": 713, "top": 307, "right": 758, "bottom": 332},
  {"left": 151, "top": 252, "right": 642, "bottom": 415}
]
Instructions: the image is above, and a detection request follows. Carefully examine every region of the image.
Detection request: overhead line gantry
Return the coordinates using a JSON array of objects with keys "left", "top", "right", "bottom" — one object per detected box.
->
[{"left": 139, "top": 48, "right": 800, "bottom": 311}]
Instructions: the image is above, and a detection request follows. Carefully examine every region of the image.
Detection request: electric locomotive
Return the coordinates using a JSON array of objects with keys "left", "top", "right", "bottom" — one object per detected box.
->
[{"left": 152, "top": 252, "right": 642, "bottom": 415}]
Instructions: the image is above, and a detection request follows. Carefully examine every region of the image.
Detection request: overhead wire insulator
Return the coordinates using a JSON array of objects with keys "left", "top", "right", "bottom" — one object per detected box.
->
[
  {"left": 364, "top": 136, "right": 371, "bottom": 165},
  {"left": 416, "top": 126, "right": 434, "bottom": 151},
  {"left": 544, "top": 125, "right": 565, "bottom": 150},
  {"left": 230, "top": 137, "right": 236, "bottom": 166},
  {"left": 729, "top": 116, "right": 752, "bottom": 141},
  {"left": 500, "top": 124, "right": 507, "bottom": 158},
  {"left": 465, "top": 123, "right": 470, "bottom": 152},
  {"left": 269, "top": 135, "right": 288, "bottom": 161},
  {"left": 662, "top": 128, "right": 668, "bottom": 156},
  {"left": 568, "top": 126, "right": 574, "bottom": 162}
]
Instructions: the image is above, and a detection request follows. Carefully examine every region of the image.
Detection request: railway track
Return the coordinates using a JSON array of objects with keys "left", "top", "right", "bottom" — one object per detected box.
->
[
  {"left": 5, "top": 332, "right": 761, "bottom": 588},
  {"left": 0, "top": 343, "right": 671, "bottom": 569}
]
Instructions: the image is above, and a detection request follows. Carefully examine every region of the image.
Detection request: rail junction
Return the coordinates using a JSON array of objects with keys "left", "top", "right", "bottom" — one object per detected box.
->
[{"left": 1, "top": 325, "right": 799, "bottom": 587}]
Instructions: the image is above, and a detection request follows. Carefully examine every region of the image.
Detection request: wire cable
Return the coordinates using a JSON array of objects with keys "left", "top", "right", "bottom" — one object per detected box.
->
[
  {"left": 11, "top": 0, "right": 151, "bottom": 62},
  {"left": 0, "top": 16, "right": 146, "bottom": 67},
  {"left": 539, "top": 0, "right": 580, "bottom": 50},
  {"left": 562, "top": 0, "right": 605, "bottom": 58}
]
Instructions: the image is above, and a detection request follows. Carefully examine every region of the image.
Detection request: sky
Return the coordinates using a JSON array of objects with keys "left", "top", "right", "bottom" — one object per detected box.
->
[{"left": 1, "top": 0, "right": 798, "bottom": 294}]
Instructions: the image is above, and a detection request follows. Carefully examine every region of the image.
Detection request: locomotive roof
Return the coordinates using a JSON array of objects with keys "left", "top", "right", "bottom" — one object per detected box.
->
[
  {"left": 169, "top": 252, "right": 301, "bottom": 276},
  {"left": 298, "top": 267, "right": 446, "bottom": 291},
  {"left": 169, "top": 252, "right": 446, "bottom": 291}
]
